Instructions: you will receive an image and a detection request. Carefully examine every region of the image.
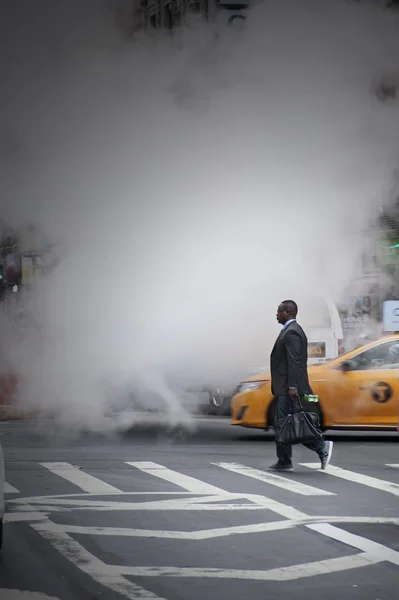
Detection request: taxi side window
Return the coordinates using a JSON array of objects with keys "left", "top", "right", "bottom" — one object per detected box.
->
[{"left": 349, "top": 342, "right": 399, "bottom": 371}]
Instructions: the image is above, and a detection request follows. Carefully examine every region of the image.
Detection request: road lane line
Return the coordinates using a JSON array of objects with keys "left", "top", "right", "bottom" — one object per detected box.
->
[
  {"left": 386, "top": 464, "right": 399, "bottom": 468},
  {"left": 300, "top": 463, "right": 399, "bottom": 497},
  {"left": 4, "top": 512, "right": 51, "bottom": 523},
  {"left": 19, "top": 493, "right": 263, "bottom": 511},
  {"left": 42, "top": 519, "right": 298, "bottom": 539},
  {"left": 22, "top": 499, "right": 265, "bottom": 511},
  {"left": 308, "top": 523, "right": 399, "bottom": 566},
  {"left": 246, "top": 493, "right": 306, "bottom": 519},
  {"left": 4, "top": 482, "right": 19, "bottom": 494},
  {"left": 16, "top": 492, "right": 300, "bottom": 516},
  {"left": 12, "top": 491, "right": 304, "bottom": 516},
  {"left": 7, "top": 492, "right": 202, "bottom": 506},
  {"left": 114, "top": 554, "right": 378, "bottom": 580},
  {"left": 126, "top": 461, "right": 226, "bottom": 494},
  {"left": 36, "top": 515, "right": 399, "bottom": 540},
  {"left": 213, "top": 462, "right": 335, "bottom": 496},
  {"left": 40, "top": 462, "right": 122, "bottom": 494},
  {"left": 32, "top": 521, "right": 166, "bottom": 599},
  {"left": 9, "top": 490, "right": 305, "bottom": 519},
  {"left": 7, "top": 513, "right": 399, "bottom": 532},
  {"left": 32, "top": 520, "right": 381, "bottom": 585}
]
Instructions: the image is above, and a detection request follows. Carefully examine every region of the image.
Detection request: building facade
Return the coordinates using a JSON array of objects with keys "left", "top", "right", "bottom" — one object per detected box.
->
[
  {"left": 335, "top": 199, "right": 399, "bottom": 350},
  {"left": 0, "top": 222, "right": 57, "bottom": 289}
]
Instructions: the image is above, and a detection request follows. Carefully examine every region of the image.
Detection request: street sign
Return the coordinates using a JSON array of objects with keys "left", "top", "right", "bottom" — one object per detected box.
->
[{"left": 382, "top": 300, "right": 399, "bottom": 331}]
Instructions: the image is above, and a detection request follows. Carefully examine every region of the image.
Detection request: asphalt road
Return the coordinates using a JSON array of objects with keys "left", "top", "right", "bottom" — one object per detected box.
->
[{"left": 1, "top": 417, "right": 399, "bottom": 600}]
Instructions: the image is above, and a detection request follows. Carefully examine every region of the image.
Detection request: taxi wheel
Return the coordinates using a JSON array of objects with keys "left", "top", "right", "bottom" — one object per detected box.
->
[
  {"left": 307, "top": 402, "right": 324, "bottom": 431},
  {"left": 0, "top": 518, "right": 3, "bottom": 549},
  {"left": 266, "top": 398, "right": 325, "bottom": 431},
  {"left": 208, "top": 390, "right": 230, "bottom": 415},
  {"left": 266, "top": 400, "right": 277, "bottom": 430}
]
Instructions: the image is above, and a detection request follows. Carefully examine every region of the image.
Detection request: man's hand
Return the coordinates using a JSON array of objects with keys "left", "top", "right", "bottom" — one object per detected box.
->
[{"left": 288, "top": 388, "right": 298, "bottom": 399}]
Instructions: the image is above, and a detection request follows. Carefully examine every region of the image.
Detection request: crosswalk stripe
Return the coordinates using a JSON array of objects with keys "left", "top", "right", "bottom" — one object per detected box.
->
[
  {"left": 386, "top": 464, "right": 399, "bottom": 469},
  {"left": 40, "top": 462, "right": 122, "bottom": 494},
  {"left": 213, "top": 462, "right": 336, "bottom": 496},
  {"left": 126, "top": 462, "right": 227, "bottom": 495},
  {"left": 300, "top": 463, "right": 399, "bottom": 497},
  {"left": 4, "top": 482, "right": 19, "bottom": 494}
]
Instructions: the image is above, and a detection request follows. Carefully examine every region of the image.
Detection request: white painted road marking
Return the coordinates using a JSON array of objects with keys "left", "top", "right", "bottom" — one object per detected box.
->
[
  {"left": 124, "top": 462, "right": 307, "bottom": 518},
  {"left": 9, "top": 491, "right": 203, "bottom": 503},
  {"left": 5, "top": 512, "right": 52, "bottom": 523},
  {"left": 10, "top": 491, "right": 305, "bottom": 519},
  {"left": 32, "top": 521, "right": 167, "bottom": 600},
  {"left": 110, "top": 554, "right": 378, "bottom": 580},
  {"left": 301, "top": 463, "right": 399, "bottom": 497},
  {"left": 35, "top": 515, "right": 399, "bottom": 541},
  {"left": 386, "top": 464, "right": 399, "bottom": 468},
  {"left": 126, "top": 461, "right": 225, "bottom": 494},
  {"left": 213, "top": 462, "right": 336, "bottom": 496},
  {"left": 246, "top": 493, "right": 306, "bottom": 519},
  {"left": 5, "top": 482, "right": 20, "bottom": 494},
  {"left": 18, "top": 495, "right": 265, "bottom": 511},
  {"left": 38, "top": 519, "right": 299, "bottom": 539},
  {"left": 31, "top": 520, "right": 382, "bottom": 585},
  {"left": 308, "top": 523, "right": 399, "bottom": 566},
  {"left": 6, "top": 458, "right": 399, "bottom": 596},
  {"left": 40, "top": 462, "right": 122, "bottom": 494}
]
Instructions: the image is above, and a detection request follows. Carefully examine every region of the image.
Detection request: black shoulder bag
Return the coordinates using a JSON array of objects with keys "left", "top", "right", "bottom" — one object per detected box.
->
[{"left": 274, "top": 395, "right": 323, "bottom": 445}]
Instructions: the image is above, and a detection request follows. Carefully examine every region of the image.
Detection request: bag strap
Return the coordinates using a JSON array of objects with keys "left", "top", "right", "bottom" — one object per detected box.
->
[
  {"left": 297, "top": 394, "right": 305, "bottom": 410},
  {"left": 290, "top": 393, "right": 305, "bottom": 412}
]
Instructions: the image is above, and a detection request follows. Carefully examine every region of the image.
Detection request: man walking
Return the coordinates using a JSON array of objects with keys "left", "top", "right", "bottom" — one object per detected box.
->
[{"left": 267, "top": 300, "right": 333, "bottom": 472}]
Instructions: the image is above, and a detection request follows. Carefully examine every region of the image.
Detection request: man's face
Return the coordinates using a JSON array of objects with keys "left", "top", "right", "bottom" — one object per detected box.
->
[{"left": 276, "top": 303, "right": 289, "bottom": 325}]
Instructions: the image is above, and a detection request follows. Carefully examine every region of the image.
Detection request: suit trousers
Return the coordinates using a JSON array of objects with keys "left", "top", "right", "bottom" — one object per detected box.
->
[{"left": 274, "top": 394, "right": 325, "bottom": 464}]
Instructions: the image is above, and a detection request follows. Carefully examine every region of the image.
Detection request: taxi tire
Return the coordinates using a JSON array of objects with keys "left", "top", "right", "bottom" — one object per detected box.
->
[
  {"left": 266, "top": 398, "right": 325, "bottom": 432},
  {"left": 0, "top": 518, "right": 3, "bottom": 549},
  {"left": 266, "top": 400, "right": 277, "bottom": 431},
  {"left": 208, "top": 390, "right": 230, "bottom": 415}
]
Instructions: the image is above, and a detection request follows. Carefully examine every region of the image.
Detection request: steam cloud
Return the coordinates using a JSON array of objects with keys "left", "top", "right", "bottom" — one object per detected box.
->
[{"left": 1, "top": 0, "right": 399, "bottom": 431}]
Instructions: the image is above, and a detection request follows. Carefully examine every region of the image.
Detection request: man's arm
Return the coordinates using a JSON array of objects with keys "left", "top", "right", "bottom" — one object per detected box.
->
[{"left": 285, "top": 330, "right": 302, "bottom": 395}]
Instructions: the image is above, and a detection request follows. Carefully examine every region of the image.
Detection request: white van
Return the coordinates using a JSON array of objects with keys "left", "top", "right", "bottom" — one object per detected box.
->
[{"left": 295, "top": 294, "right": 344, "bottom": 363}]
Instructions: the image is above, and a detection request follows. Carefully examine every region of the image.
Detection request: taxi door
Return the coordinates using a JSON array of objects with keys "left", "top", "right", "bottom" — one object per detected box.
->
[{"left": 324, "top": 340, "right": 399, "bottom": 427}]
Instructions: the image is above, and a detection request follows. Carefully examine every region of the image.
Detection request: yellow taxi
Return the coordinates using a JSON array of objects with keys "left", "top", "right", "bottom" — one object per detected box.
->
[{"left": 231, "top": 335, "right": 399, "bottom": 431}]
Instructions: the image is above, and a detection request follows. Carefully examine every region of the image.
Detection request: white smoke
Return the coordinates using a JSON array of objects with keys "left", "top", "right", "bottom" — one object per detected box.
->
[{"left": 1, "top": 0, "right": 399, "bottom": 430}]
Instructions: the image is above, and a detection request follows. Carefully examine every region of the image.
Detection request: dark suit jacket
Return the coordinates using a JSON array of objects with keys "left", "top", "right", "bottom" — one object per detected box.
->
[{"left": 270, "top": 320, "right": 312, "bottom": 397}]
